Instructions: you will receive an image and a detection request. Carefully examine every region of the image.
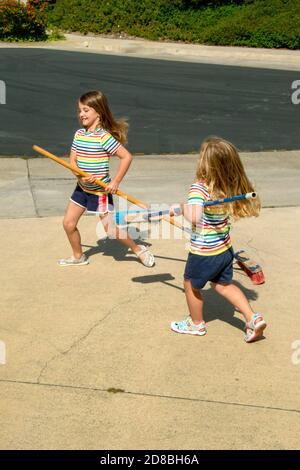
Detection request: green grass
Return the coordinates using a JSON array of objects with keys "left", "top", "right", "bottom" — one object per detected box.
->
[{"left": 46, "top": 29, "right": 65, "bottom": 41}]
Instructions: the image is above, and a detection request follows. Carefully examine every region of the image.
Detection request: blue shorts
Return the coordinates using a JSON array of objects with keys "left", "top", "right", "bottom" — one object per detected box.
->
[
  {"left": 70, "top": 184, "right": 114, "bottom": 214},
  {"left": 184, "top": 248, "right": 234, "bottom": 290}
]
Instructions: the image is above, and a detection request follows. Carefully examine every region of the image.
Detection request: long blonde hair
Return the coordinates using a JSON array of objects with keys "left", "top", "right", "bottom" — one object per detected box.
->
[
  {"left": 79, "top": 90, "right": 129, "bottom": 145},
  {"left": 196, "top": 137, "right": 261, "bottom": 219}
]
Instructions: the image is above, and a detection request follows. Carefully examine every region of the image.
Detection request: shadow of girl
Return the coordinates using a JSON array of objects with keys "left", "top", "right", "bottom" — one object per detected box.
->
[
  {"left": 83, "top": 238, "right": 152, "bottom": 261},
  {"left": 201, "top": 280, "right": 259, "bottom": 332},
  {"left": 131, "top": 272, "right": 258, "bottom": 333}
]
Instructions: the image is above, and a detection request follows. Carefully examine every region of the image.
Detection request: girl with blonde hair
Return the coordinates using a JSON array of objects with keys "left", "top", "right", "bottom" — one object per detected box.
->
[
  {"left": 170, "top": 137, "right": 266, "bottom": 343},
  {"left": 60, "top": 90, "right": 154, "bottom": 267}
]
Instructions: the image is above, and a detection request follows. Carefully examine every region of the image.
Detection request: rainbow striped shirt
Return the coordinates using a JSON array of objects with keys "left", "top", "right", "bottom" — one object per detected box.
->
[
  {"left": 188, "top": 182, "right": 231, "bottom": 256},
  {"left": 71, "top": 127, "right": 121, "bottom": 195}
]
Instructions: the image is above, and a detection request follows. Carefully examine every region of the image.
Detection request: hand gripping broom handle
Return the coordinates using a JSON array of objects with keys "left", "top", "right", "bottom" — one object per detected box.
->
[
  {"left": 32, "top": 145, "right": 183, "bottom": 230},
  {"left": 33, "top": 145, "right": 148, "bottom": 209}
]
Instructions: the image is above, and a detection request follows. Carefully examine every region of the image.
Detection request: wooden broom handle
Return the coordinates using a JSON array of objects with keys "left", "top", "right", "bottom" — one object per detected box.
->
[
  {"left": 32, "top": 145, "right": 183, "bottom": 230},
  {"left": 33, "top": 145, "right": 148, "bottom": 208}
]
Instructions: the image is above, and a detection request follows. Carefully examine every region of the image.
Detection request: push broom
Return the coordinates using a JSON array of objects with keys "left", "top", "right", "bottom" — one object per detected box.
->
[{"left": 32, "top": 145, "right": 265, "bottom": 285}]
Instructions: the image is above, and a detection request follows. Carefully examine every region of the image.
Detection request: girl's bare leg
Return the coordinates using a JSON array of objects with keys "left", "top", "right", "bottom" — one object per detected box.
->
[
  {"left": 211, "top": 282, "right": 254, "bottom": 322},
  {"left": 62, "top": 201, "right": 86, "bottom": 258},
  {"left": 184, "top": 279, "right": 204, "bottom": 325},
  {"left": 99, "top": 212, "right": 138, "bottom": 251},
  {"left": 100, "top": 212, "right": 154, "bottom": 267},
  {"left": 99, "top": 212, "right": 150, "bottom": 261}
]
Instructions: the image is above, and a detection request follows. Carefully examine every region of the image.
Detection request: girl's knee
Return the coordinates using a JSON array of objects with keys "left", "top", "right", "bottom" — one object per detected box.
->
[{"left": 63, "top": 218, "right": 76, "bottom": 233}]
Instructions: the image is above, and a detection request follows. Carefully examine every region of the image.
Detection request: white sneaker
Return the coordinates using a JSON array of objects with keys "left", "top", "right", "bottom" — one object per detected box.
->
[
  {"left": 171, "top": 316, "right": 206, "bottom": 336},
  {"left": 58, "top": 254, "right": 89, "bottom": 266},
  {"left": 244, "top": 313, "right": 267, "bottom": 343},
  {"left": 134, "top": 245, "right": 155, "bottom": 267}
]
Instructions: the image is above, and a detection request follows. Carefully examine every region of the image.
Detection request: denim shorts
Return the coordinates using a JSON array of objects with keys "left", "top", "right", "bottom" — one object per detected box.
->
[
  {"left": 70, "top": 184, "right": 114, "bottom": 214},
  {"left": 184, "top": 248, "right": 234, "bottom": 289}
]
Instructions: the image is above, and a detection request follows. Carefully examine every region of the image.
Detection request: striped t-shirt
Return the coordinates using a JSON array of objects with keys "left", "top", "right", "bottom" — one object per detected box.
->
[
  {"left": 188, "top": 182, "right": 231, "bottom": 256},
  {"left": 71, "top": 127, "right": 121, "bottom": 195}
]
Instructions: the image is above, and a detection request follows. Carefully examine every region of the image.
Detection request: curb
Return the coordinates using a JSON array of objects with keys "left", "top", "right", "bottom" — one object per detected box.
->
[{"left": 1, "top": 33, "right": 300, "bottom": 70}]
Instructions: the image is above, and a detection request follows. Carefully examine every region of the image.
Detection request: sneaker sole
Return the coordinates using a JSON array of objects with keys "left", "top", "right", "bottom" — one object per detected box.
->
[
  {"left": 170, "top": 326, "right": 206, "bottom": 336},
  {"left": 245, "top": 321, "right": 267, "bottom": 343}
]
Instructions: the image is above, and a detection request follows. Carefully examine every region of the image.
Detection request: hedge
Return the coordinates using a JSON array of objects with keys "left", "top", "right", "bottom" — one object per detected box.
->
[
  {"left": 0, "top": 0, "right": 55, "bottom": 41},
  {"left": 45, "top": 0, "right": 300, "bottom": 49}
]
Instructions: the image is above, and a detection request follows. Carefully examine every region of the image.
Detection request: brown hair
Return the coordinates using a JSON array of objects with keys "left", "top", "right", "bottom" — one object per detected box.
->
[
  {"left": 196, "top": 136, "right": 261, "bottom": 219},
  {"left": 79, "top": 90, "right": 129, "bottom": 145}
]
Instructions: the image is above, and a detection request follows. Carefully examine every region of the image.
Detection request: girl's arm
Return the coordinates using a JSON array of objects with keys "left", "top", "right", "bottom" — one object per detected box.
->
[
  {"left": 69, "top": 149, "right": 79, "bottom": 175},
  {"left": 105, "top": 146, "right": 133, "bottom": 194},
  {"left": 170, "top": 203, "right": 203, "bottom": 225}
]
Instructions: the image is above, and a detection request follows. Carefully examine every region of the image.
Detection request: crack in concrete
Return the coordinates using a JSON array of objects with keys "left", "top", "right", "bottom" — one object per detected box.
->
[
  {"left": 1, "top": 378, "right": 299, "bottom": 416},
  {"left": 26, "top": 160, "right": 39, "bottom": 217},
  {"left": 36, "top": 291, "right": 146, "bottom": 384},
  {"left": 238, "top": 238, "right": 300, "bottom": 266}
]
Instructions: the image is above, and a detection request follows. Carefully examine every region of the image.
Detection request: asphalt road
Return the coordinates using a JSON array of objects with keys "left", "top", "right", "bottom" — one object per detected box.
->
[{"left": 0, "top": 48, "right": 299, "bottom": 155}]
